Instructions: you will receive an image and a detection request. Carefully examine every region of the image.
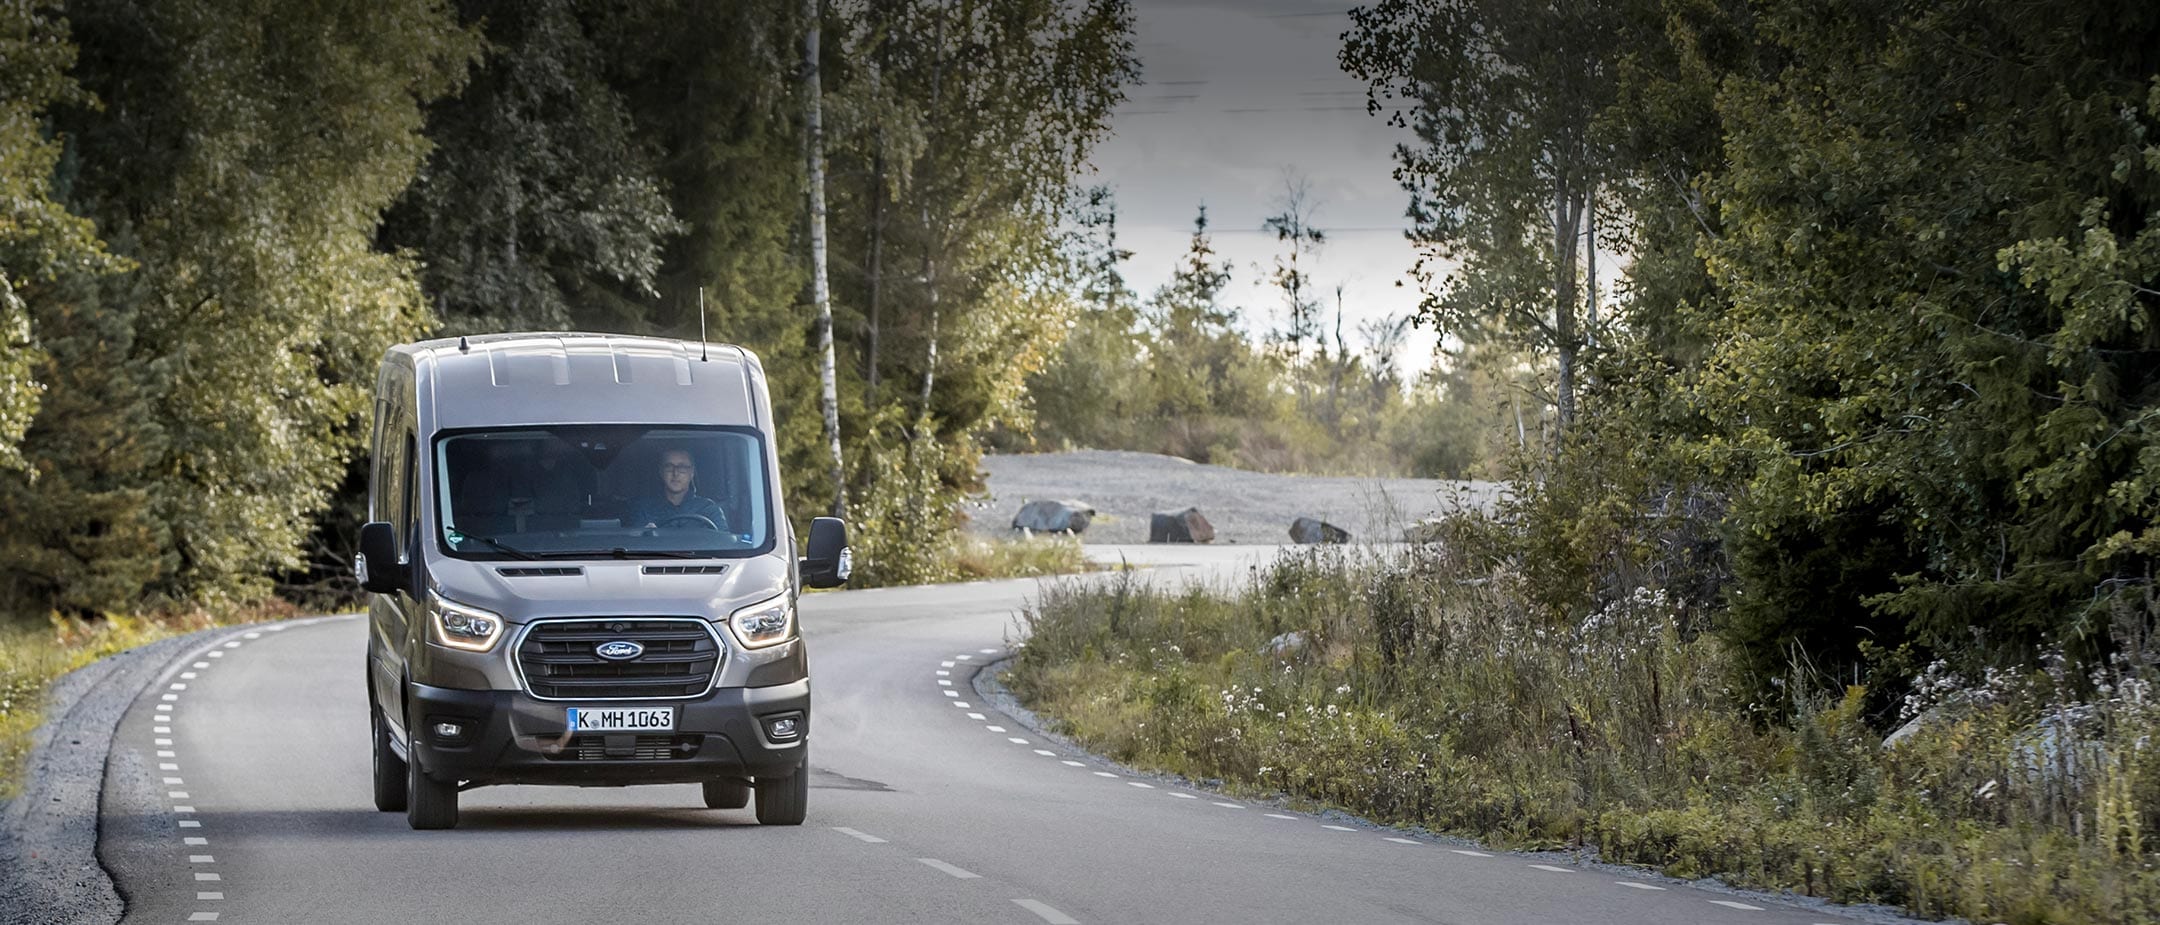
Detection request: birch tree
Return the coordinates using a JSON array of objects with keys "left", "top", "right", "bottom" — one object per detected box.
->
[{"left": 802, "top": 0, "right": 847, "bottom": 518}]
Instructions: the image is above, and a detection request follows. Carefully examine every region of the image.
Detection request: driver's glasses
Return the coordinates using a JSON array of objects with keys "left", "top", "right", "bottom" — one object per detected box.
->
[{"left": 662, "top": 463, "right": 695, "bottom": 474}]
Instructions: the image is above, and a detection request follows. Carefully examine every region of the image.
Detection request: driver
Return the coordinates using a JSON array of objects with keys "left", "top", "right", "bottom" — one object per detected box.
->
[{"left": 626, "top": 447, "right": 729, "bottom": 531}]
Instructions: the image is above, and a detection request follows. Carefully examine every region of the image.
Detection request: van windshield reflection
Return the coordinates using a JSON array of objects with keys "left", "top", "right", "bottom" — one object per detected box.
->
[{"left": 433, "top": 425, "right": 771, "bottom": 559}]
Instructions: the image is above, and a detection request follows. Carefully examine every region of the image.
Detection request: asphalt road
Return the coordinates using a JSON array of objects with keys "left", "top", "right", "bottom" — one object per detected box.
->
[{"left": 99, "top": 546, "right": 1886, "bottom": 925}]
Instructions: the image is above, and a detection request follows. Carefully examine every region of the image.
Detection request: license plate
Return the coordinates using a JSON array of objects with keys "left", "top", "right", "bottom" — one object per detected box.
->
[{"left": 565, "top": 706, "right": 676, "bottom": 732}]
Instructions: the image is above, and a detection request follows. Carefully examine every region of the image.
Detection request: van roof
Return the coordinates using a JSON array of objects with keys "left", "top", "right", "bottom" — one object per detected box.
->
[{"left": 394, "top": 333, "right": 763, "bottom": 430}]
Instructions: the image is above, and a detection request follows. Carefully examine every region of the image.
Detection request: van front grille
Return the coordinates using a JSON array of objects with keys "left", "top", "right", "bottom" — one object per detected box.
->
[{"left": 516, "top": 619, "right": 720, "bottom": 700}]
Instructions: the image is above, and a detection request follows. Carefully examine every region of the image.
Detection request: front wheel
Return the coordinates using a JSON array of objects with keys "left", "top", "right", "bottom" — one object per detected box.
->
[
  {"left": 406, "top": 750, "right": 460, "bottom": 830},
  {"left": 753, "top": 751, "right": 808, "bottom": 825},
  {"left": 702, "top": 778, "right": 750, "bottom": 809},
  {"left": 370, "top": 703, "right": 407, "bottom": 812}
]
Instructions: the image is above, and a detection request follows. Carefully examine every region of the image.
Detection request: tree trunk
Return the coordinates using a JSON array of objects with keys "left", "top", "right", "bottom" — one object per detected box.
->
[
  {"left": 1585, "top": 184, "right": 1598, "bottom": 349},
  {"left": 1551, "top": 186, "right": 1583, "bottom": 434},
  {"left": 919, "top": 252, "right": 938, "bottom": 419},
  {"left": 865, "top": 44, "right": 885, "bottom": 404},
  {"left": 802, "top": 0, "right": 846, "bottom": 519}
]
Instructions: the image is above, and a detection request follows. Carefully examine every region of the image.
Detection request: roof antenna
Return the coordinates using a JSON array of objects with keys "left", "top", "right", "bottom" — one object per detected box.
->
[
  {"left": 697, "top": 287, "right": 709, "bottom": 362},
  {"left": 457, "top": 335, "right": 470, "bottom": 353}
]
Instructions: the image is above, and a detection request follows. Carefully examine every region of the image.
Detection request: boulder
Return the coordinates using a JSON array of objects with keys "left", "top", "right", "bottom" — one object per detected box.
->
[
  {"left": 1289, "top": 516, "right": 1350, "bottom": 545},
  {"left": 1148, "top": 507, "right": 1215, "bottom": 543},
  {"left": 1012, "top": 499, "right": 1095, "bottom": 535}
]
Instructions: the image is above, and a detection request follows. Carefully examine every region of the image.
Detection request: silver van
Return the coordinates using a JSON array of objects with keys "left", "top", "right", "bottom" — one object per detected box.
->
[{"left": 353, "top": 333, "right": 849, "bottom": 830}]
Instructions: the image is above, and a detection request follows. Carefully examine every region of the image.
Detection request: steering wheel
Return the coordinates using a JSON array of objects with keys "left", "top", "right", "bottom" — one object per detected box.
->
[{"left": 657, "top": 513, "right": 720, "bottom": 531}]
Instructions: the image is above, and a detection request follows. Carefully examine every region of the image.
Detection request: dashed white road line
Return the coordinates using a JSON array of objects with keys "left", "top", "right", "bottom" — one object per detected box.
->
[
  {"left": 194, "top": 873, "right": 220, "bottom": 882},
  {"left": 188, "top": 855, "right": 215, "bottom": 863},
  {"left": 178, "top": 821, "right": 201, "bottom": 828},
  {"left": 1384, "top": 837, "right": 1420, "bottom": 845},
  {"left": 1033, "top": 749, "right": 1055, "bottom": 756},
  {"left": 954, "top": 655, "right": 972, "bottom": 661},
  {"left": 1709, "top": 900, "right": 1764, "bottom": 911},
  {"left": 1168, "top": 792, "right": 1197, "bottom": 799},
  {"left": 1264, "top": 813, "right": 1296, "bottom": 819},
  {"left": 968, "top": 713, "right": 987, "bottom": 720},
  {"left": 1616, "top": 882, "right": 1665, "bottom": 891},
  {"left": 937, "top": 680, "right": 953, "bottom": 686},
  {"left": 1321, "top": 825, "right": 1355, "bottom": 832},
  {"left": 187, "top": 913, "right": 219, "bottom": 922},
  {"left": 978, "top": 648, "right": 997, "bottom": 654},
  {"left": 1061, "top": 760, "right": 1085, "bottom": 767},
  {"left": 916, "top": 858, "right": 982, "bottom": 879},
  {"left": 1451, "top": 849, "right": 1493, "bottom": 858},
  {"left": 831, "top": 827, "right": 887, "bottom": 843},
  {"left": 1210, "top": 802, "right": 1242, "bottom": 809},
  {"left": 1092, "top": 771, "right": 1119, "bottom": 778},
  {"left": 197, "top": 891, "right": 223, "bottom": 900},
  {"left": 1014, "top": 899, "right": 1080, "bottom": 924},
  {"left": 1529, "top": 864, "right": 1573, "bottom": 873},
  {"left": 985, "top": 725, "right": 1007, "bottom": 732},
  {"left": 1007, "top": 737, "right": 1030, "bottom": 745},
  {"left": 184, "top": 837, "right": 207, "bottom": 846},
  {"left": 942, "top": 691, "right": 960, "bottom": 698},
  {"left": 941, "top": 660, "right": 955, "bottom": 667},
  {"left": 952, "top": 701, "right": 972, "bottom": 708},
  {"left": 1126, "top": 781, "right": 1153, "bottom": 789}
]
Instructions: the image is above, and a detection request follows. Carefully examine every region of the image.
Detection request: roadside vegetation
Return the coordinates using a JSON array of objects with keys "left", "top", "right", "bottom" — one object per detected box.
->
[
  {"left": 0, "top": 607, "right": 295, "bottom": 798},
  {"left": 1012, "top": 3, "right": 2160, "bottom": 922},
  {"left": 1011, "top": 535, "right": 2160, "bottom": 923}
]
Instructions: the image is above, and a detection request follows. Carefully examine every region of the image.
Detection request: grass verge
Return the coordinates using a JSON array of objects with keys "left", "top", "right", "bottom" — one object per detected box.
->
[
  {"left": 0, "top": 604, "right": 295, "bottom": 800},
  {"left": 1006, "top": 546, "right": 2160, "bottom": 925}
]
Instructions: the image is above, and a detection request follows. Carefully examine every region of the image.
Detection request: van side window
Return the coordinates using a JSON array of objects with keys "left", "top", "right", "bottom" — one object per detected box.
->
[{"left": 399, "top": 432, "right": 419, "bottom": 551}]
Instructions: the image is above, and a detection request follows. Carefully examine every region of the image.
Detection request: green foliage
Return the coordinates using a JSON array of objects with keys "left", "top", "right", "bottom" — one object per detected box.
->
[
  {"left": 382, "top": 0, "right": 683, "bottom": 333},
  {"left": 1024, "top": 201, "right": 1501, "bottom": 477},
  {"left": 0, "top": 0, "right": 119, "bottom": 472},
  {"left": 0, "top": 0, "right": 481, "bottom": 615}
]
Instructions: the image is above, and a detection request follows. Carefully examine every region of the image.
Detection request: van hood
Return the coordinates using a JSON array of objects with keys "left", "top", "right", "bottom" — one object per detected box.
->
[{"left": 425, "top": 554, "right": 790, "bottom": 622}]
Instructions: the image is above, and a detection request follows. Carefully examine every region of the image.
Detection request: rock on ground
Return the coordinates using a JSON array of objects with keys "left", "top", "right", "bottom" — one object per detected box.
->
[{"left": 970, "top": 450, "right": 1499, "bottom": 545}]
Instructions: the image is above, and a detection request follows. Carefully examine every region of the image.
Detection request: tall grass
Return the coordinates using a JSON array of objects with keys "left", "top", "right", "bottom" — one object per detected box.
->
[{"left": 1007, "top": 545, "right": 2160, "bottom": 923}]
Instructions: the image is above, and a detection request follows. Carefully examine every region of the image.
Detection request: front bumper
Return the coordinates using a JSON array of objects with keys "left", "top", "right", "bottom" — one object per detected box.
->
[{"left": 406, "top": 679, "right": 809, "bottom": 787}]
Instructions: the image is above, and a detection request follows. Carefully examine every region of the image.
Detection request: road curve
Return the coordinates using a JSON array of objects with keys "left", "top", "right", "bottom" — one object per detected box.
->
[{"left": 99, "top": 546, "right": 1886, "bottom": 925}]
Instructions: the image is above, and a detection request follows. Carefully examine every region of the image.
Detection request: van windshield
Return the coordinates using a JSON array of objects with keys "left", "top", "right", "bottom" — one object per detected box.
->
[{"left": 432, "top": 425, "right": 772, "bottom": 559}]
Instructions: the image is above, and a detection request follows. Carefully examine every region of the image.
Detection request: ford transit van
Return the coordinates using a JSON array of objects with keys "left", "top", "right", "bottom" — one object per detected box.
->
[{"left": 353, "top": 333, "right": 849, "bottom": 830}]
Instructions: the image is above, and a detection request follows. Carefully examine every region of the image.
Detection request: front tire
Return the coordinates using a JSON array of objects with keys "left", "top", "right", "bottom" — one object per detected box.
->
[
  {"left": 406, "top": 750, "right": 459, "bottom": 830},
  {"left": 702, "top": 778, "right": 750, "bottom": 809},
  {"left": 753, "top": 750, "right": 808, "bottom": 825},
  {"left": 370, "top": 704, "right": 408, "bottom": 812}
]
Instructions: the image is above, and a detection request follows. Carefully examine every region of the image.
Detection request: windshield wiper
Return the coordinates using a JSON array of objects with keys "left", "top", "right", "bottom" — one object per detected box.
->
[{"left": 453, "top": 532, "right": 539, "bottom": 560}]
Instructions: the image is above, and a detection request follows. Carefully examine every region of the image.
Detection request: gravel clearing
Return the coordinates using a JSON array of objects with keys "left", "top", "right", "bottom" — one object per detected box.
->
[{"left": 967, "top": 450, "right": 1501, "bottom": 545}]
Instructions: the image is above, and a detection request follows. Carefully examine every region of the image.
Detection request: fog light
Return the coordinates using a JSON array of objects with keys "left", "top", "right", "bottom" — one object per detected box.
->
[
  {"left": 433, "top": 722, "right": 464, "bottom": 741},
  {"left": 767, "top": 716, "right": 799, "bottom": 740}
]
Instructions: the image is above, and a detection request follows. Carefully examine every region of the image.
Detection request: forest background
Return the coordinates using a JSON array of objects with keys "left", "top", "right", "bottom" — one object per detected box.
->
[{"left": 5, "top": 0, "right": 2160, "bottom": 916}]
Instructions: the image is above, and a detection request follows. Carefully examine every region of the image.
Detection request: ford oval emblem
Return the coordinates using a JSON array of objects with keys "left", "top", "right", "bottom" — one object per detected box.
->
[{"left": 595, "top": 640, "right": 644, "bottom": 661}]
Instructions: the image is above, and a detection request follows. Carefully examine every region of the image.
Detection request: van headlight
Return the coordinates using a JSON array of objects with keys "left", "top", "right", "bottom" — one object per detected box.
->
[
  {"left": 428, "top": 591, "right": 505, "bottom": 652},
  {"left": 730, "top": 594, "right": 795, "bottom": 648}
]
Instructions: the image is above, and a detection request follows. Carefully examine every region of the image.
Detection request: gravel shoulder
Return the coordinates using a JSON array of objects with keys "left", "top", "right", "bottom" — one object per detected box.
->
[{"left": 968, "top": 449, "right": 1500, "bottom": 544}]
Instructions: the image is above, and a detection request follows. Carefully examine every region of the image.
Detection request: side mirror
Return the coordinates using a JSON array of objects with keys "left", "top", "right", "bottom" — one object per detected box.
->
[
  {"left": 800, "top": 517, "right": 851, "bottom": 589},
  {"left": 356, "top": 521, "right": 406, "bottom": 595}
]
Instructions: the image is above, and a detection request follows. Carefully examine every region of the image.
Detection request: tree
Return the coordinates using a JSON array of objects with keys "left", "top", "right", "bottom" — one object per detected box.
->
[
  {"left": 380, "top": 0, "right": 682, "bottom": 334},
  {"left": 802, "top": 0, "right": 847, "bottom": 519},
  {"left": 1261, "top": 172, "right": 1327, "bottom": 362},
  {"left": 1342, "top": 0, "right": 1629, "bottom": 432},
  {"left": 0, "top": 0, "right": 119, "bottom": 473},
  {"left": 47, "top": 0, "right": 476, "bottom": 605}
]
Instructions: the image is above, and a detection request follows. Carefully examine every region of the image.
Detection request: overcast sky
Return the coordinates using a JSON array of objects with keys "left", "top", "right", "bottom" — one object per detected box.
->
[{"left": 1084, "top": 1, "right": 1441, "bottom": 366}]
